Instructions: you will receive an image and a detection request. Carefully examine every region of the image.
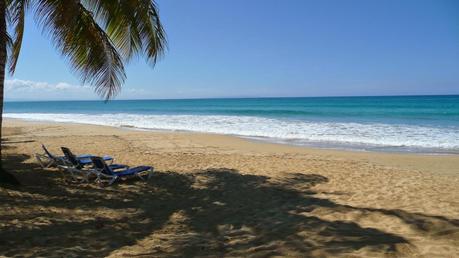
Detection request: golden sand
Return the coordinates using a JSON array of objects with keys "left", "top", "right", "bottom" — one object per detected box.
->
[{"left": 1, "top": 118, "right": 458, "bottom": 257}]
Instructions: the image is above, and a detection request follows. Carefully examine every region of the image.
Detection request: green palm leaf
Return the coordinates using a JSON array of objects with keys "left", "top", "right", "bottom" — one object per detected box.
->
[
  {"left": 82, "top": 0, "right": 167, "bottom": 64},
  {"left": 35, "top": 0, "right": 126, "bottom": 100},
  {"left": 7, "top": 0, "right": 28, "bottom": 74}
]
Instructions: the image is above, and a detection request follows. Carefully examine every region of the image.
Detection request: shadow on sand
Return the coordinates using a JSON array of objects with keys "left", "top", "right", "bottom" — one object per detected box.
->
[{"left": 1, "top": 153, "right": 458, "bottom": 257}]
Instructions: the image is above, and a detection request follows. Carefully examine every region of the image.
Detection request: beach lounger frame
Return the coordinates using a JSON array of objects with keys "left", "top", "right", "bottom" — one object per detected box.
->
[
  {"left": 34, "top": 145, "right": 88, "bottom": 182},
  {"left": 59, "top": 147, "right": 113, "bottom": 183},
  {"left": 91, "top": 156, "right": 154, "bottom": 185},
  {"left": 56, "top": 164, "right": 95, "bottom": 183},
  {"left": 58, "top": 162, "right": 131, "bottom": 184},
  {"left": 35, "top": 144, "right": 67, "bottom": 168},
  {"left": 61, "top": 147, "right": 114, "bottom": 167},
  {"left": 57, "top": 162, "right": 131, "bottom": 184}
]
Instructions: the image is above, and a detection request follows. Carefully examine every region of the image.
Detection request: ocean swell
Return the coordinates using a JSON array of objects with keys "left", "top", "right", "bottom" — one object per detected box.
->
[{"left": 5, "top": 112, "right": 459, "bottom": 152}]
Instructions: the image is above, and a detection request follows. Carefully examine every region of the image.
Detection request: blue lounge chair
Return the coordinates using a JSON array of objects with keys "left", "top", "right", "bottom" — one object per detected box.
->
[
  {"left": 59, "top": 147, "right": 119, "bottom": 183},
  {"left": 36, "top": 144, "right": 111, "bottom": 168},
  {"left": 91, "top": 156, "right": 153, "bottom": 185},
  {"left": 61, "top": 147, "right": 113, "bottom": 168},
  {"left": 35, "top": 144, "right": 66, "bottom": 168}
]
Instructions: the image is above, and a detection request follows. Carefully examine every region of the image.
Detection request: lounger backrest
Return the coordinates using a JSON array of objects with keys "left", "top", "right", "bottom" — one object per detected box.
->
[
  {"left": 42, "top": 144, "right": 56, "bottom": 159},
  {"left": 91, "top": 157, "right": 114, "bottom": 175},
  {"left": 61, "top": 147, "right": 79, "bottom": 166}
]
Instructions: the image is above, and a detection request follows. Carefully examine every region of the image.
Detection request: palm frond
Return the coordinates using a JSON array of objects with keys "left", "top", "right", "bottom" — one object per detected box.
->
[
  {"left": 2, "top": 30, "right": 12, "bottom": 66},
  {"left": 5, "top": 31, "right": 12, "bottom": 50},
  {"left": 34, "top": 0, "right": 126, "bottom": 100},
  {"left": 82, "top": 0, "right": 167, "bottom": 65},
  {"left": 8, "top": 0, "right": 29, "bottom": 74}
]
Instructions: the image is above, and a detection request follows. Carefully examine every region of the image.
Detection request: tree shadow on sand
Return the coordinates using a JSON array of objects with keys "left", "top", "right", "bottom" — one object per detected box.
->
[{"left": 1, "top": 153, "right": 458, "bottom": 257}]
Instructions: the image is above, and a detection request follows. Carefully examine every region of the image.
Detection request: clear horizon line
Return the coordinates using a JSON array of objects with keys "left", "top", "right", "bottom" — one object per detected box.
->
[{"left": 4, "top": 93, "right": 459, "bottom": 102}]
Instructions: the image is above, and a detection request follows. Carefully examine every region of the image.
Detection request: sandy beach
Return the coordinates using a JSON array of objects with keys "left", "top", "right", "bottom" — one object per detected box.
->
[{"left": 1, "top": 118, "right": 458, "bottom": 257}]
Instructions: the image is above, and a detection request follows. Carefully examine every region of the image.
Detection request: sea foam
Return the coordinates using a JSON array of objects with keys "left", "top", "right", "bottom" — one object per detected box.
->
[{"left": 5, "top": 112, "right": 459, "bottom": 153}]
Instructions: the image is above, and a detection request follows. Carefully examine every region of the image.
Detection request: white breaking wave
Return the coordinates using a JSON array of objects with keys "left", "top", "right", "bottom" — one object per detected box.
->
[{"left": 4, "top": 113, "right": 459, "bottom": 151}]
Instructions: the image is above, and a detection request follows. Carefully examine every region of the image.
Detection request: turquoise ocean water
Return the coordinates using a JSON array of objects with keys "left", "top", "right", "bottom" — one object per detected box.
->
[{"left": 4, "top": 95, "right": 459, "bottom": 153}]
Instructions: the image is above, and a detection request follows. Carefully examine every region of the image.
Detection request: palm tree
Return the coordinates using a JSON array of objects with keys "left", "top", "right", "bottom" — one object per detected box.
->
[{"left": 0, "top": 0, "right": 166, "bottom": 184}]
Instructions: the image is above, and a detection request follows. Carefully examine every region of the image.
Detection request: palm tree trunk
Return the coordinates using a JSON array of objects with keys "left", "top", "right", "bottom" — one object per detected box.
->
[{"left": 0, "top": 0, "right": 20, "bottom": 185}]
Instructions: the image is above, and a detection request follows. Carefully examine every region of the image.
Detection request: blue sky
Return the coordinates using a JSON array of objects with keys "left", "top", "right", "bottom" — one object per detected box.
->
[{"left": 5, "top": 0, "right": 459, "bottom": 100}]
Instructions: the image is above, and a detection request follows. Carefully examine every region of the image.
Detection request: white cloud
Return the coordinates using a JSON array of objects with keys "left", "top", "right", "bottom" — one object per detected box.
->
[
  {"left": 4, "top": 78, "right": 160, "bottom": 101},
  {"left": 5, "top": 79, "right": 90, "bottom": 92},
  {"left": 5, "top": 79, "right": 97, "bottom": 100}
]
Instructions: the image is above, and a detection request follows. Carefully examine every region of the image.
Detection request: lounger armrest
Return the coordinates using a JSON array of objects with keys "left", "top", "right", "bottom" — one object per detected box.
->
[
  {"left": 109, "top": 164, "right": 130, "bottom": 170},
  {"left": 76, "top": 154, "right": 93, "bottom": 159},
  {"left": 103, "top": 155, "right": 113, "bottom": 161}
]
